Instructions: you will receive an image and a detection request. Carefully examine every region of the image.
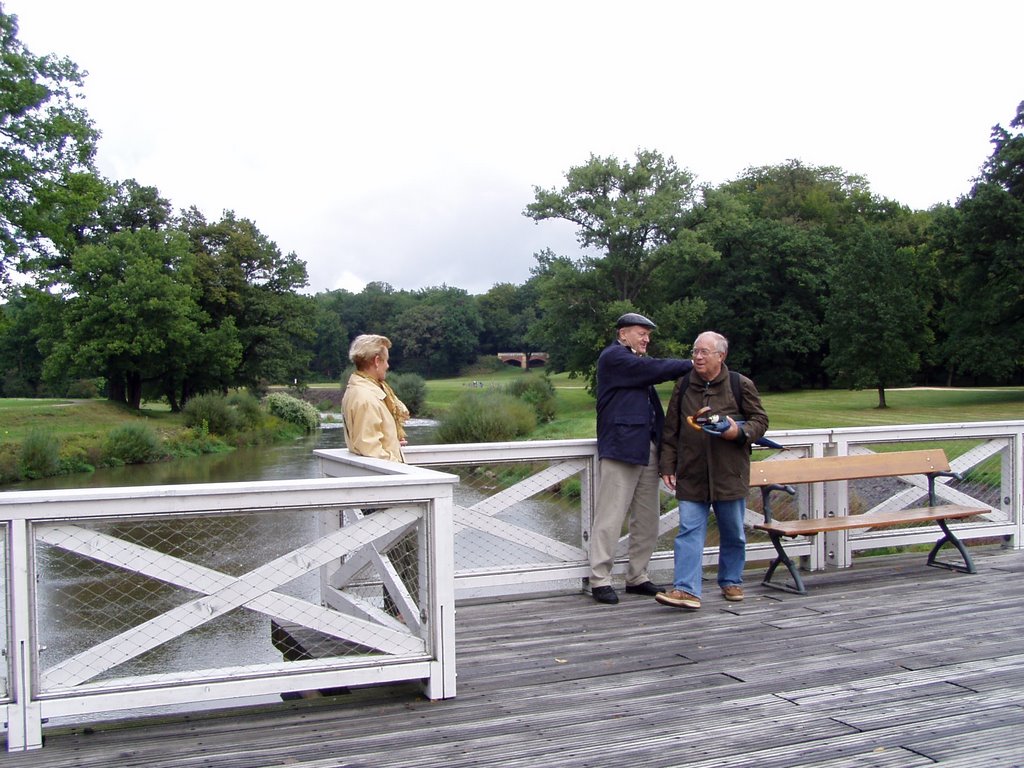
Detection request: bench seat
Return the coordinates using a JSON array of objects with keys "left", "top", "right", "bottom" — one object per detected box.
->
[{"left": 755, "top": 503, "right": 982, "bottom": 537}]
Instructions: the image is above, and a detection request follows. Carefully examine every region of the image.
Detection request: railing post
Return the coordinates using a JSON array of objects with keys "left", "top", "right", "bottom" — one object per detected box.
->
[
  {"left": 6, "top": 520, "right": 43, "bottom": 751},
  {"left": 823, "top": 439, "right": 852, "bottom": 570},
  {"left": 1010, "top": 429, "right": 1024, "bottom": 550},
  {"left": 423, "top": 490, "right": 456, "bottom": 700}
]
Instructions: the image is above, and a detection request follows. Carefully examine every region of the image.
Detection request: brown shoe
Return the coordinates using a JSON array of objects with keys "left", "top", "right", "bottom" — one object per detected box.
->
[
  {"left": 721, "top": 585, "right": 744, "bottom": 602},
  {"left": 655, "top": 589, "right": 701, "bottom": 610}
]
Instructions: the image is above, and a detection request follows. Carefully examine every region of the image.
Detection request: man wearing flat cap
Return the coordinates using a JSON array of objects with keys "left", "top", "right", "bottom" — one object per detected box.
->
[{"left": 588, "top": 312, "right": 693, "bottom": 604}]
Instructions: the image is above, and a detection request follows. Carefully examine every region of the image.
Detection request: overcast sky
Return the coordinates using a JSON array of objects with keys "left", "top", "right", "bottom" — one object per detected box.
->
[{"left": 7, "top": 1, "right": 1023, "bottom": 295}]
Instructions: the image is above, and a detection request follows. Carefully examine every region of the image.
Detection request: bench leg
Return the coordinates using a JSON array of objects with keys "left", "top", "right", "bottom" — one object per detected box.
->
[
  {"left": 926, "top": 519, "right": 978, "bottom": 574},
  {"left": 761, "top": 532, "right": 807, "bottom": 595}
]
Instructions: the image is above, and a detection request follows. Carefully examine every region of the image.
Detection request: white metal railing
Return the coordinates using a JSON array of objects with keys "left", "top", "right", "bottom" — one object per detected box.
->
[
  {"left": 3, "top": 421, "right": 1021, "bottom": 751},
  {"left": 319, "top": 422, "right": 1023, "bottom": 599},
  {"left": 0, "top": 464, "right": 458, "bottom": 752}
]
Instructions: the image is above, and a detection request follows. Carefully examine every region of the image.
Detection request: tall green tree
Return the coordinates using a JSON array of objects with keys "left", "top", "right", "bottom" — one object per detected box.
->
[
  {"left": 181, "top": 209, "right": 313, "bottom": 394},
  {"left": 525, "top": 150, "right": 700, "bottom": 303},
  {"left": 934, "top": 101, "right": 1024, "bottom": 383},
  {"left": 676, "top": 185, "right": 834, "bottom": 389},
  {"left": 523, "top": 151, "right": 705, "bottom": 387},
  {"left": 308, "top": 292, "right": 347, "bottom": 380},
  {"left": 339, "top": 282, "right": 415, "bottom": 340},
  {"left": 678, "top": 161, "right": 919, "bottom": 390},
  {"left": 391, "top": 286, "right": 481, "bottom": 377},
  {"left": 0, "top": 10, "right": 98, "bottom": 286},
  {"left": 476, "top": 281, "right": 537, "bottom": 356},
  {"left": 44, "top": 228, "right": 203, "bottom": 408},
  {"left": 824, "top": 224, "right": 934, "bottom": 407},
  {"left": 0, "top": 286, "right": 62, "bottom": 396}
]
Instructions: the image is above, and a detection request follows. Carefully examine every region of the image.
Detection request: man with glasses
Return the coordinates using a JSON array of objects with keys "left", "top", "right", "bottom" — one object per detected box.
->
[
  {"left": 588, "top": 312, "right": 693, "bottom": 605},
  {"left": 656, "top": 331, "right": 769, "bottom": 610}
]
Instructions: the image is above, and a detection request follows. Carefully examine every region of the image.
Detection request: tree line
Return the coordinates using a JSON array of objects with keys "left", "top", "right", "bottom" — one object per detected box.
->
[{"left": 1, "top": 10, "right": 1022, "bottom": 409}]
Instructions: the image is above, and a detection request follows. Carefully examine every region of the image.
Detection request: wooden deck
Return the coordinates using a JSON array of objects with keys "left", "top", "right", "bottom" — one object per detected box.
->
[{"left": 11, "top": 546, "right": 1024, "bottom": 768}]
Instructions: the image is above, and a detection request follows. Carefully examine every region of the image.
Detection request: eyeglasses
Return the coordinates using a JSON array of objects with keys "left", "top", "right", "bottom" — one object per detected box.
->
[{"left": 691, "top": 348, "right": 720, "bottom": 358}]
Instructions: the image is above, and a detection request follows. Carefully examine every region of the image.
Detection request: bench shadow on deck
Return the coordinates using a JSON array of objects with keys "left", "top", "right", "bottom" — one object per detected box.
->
[{"left": 12, "top": 547, "right": 1024, "bottom": 768}]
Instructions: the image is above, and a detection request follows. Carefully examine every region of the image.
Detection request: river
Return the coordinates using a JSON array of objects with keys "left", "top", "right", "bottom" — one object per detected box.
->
[{"left": 5, "top": 418, "right": 439, "bottom": 492}]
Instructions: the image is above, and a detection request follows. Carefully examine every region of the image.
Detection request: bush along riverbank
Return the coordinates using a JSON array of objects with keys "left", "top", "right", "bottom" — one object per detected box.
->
[{"left": 0, "top": 392, "right": 319, "bottom": 486}]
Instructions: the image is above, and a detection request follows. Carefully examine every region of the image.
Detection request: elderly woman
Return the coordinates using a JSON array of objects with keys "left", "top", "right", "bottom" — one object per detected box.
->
[{"left": 341, "top": 334, "right": 410, "bottom": 462}]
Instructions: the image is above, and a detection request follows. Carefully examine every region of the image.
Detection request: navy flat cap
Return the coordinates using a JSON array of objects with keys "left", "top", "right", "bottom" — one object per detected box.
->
[{"left": 616, "top": 312, "right": 657, "bottom": 329}]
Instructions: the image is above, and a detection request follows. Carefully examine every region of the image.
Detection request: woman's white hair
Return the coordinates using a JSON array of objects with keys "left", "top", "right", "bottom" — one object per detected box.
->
[{"left": 349, "top": 334, "right": 392, "bottom": 368}]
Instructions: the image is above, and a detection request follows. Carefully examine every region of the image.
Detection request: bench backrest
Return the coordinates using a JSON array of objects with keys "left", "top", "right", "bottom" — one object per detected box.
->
[{"left": 749, "top": 449, "right": 951, "bottom": 488}]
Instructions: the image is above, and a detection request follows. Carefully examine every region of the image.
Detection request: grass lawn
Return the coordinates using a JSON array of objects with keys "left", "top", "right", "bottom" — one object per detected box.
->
[
  {"left": 422, "top": 368, "right": 1024, "bottom": 439},
  {"left": 1, "top": 374, "right": 1022, "bottom": 451},
  {"left": 0, "top": 398, "right": 179, "bottom": 444}
]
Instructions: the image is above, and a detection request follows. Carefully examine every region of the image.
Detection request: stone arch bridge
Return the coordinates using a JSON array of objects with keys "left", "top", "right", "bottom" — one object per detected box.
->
[{"left": 496, "top": 352, "right": 549, "bottom": 369}]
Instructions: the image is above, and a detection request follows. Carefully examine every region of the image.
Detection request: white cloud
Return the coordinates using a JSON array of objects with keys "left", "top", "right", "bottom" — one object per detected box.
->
[{"left": 8, "top": 0, "right": 1022, "bottom": 294}]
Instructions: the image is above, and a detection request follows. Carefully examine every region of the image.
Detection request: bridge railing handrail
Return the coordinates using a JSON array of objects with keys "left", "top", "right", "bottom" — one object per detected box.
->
[
  {"left": 3, "top": 420, "right": 1021, "bottom": 751},
  {"left": 320, "top": 421, "right": 1023, "bottom": 598},
  {"left": 1, "top": 467, "right": 459, "bottom": 752}
]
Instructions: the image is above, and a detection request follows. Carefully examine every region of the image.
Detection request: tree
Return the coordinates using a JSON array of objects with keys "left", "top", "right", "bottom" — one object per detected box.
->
[
  {"left": 391, "top": 286, "right": 481, "bottom": 377},
  {"left": 674, "top": 161, "right": 923, "bottom": 390},
  {"left": 523, "top": 151, "right": 705, "bottom": 386},
  {"left": 0, "top": 286, "right": 62, "bottom": 396},
  {"left": 824, "top": 224, "right": 933, "bottom": 407},
  {"left": 934, "top": 101, "right": 1024, "bottom": 383},
  {"left": 476, "top": 281, "right": 537, "bottom": 356},
  {"left": 0, "top": 10, "right": 98, "bottom": 286},
  {"left": 676, "top": 186, "right": 833, "bottom": 389},
  {"left": 525, "top": 150, "right": 699, "bottom": 303},
  {"left": 308, "top": 292, "right": 347, "bottom": 380},
  {"left": 45, "top": 229, "right": 203, "bottom": 409},
  {"left": 181, "top": 209, "right": 313, "bottom": 394}
]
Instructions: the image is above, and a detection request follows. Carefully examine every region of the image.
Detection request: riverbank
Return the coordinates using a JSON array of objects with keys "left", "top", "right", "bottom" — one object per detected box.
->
[
  {"left": 0, "top": 392, "right": 312, "bottom": 486},
  {"left": 2, "top": 379, "right": 1023, "bottom": 488}
]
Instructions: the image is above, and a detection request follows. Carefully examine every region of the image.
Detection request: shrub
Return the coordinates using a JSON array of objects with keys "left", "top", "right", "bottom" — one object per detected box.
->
[
  {"left": 66, "top": 378, "right": 102, "bottom": 399},
  {"left": 0, "top": 443, "right": 20, "bottom": 484},
  {"left": 182, "top": 393, "right": 239, "bottom": 436},
  {"left": 436, "top": 391, "right": 536, "bottom": 444},
  {"left": 389, "top": 372, "right": 426, "bottom": 415},
  {"left": 2, "top": 371, "right": 36, "bottom": 398},
  {"left": 504, "top": 374, "right": 557, "bottom": 423},
  {"left": 165, "top": 423, "right": 232, "bottom": 458},
  {"left": 264, "top": 392, "right": 320, "bottom": 432},
  {"left": 102, "top": 423, "right": 163, "bottom": 465},
  {"left": 19, "top": 430, "right": 62, "bottom": 479},
  {"left": 227, "top": 390, "right": 264, "bottom": 431}
]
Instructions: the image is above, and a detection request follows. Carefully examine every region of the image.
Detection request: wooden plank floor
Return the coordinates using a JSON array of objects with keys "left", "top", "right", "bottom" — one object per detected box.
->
[{"left": 10, "top": 546, "right": 1024, "bottom": 768}]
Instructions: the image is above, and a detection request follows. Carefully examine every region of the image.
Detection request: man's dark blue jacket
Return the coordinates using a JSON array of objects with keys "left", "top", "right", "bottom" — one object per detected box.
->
[{"left": 595, "top": 342, "right": 692, "bottom": 465}]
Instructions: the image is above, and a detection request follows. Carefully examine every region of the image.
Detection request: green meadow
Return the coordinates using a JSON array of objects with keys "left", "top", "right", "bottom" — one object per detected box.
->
[
  {"left": 423, "top": 369, "right": 1024, "bottom": 440},
  {"left": 1, "top": 372, "right": 1021, "bottom": 450}
]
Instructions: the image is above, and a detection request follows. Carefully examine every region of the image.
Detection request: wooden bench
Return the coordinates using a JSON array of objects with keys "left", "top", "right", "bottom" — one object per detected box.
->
[{"left": 749, "top": 449, "right": 987, "bottom": 594}]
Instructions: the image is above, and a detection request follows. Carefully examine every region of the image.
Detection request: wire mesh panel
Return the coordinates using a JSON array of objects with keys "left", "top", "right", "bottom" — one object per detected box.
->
[
  {"left": 34, "top": 504, "right": 431, "bottom": 696},
  {"left": 446, "top": 461, "right": 586, "bottom": 568},
  {"left": 413, "top": 458, "right": 590, "bottom": 600}
]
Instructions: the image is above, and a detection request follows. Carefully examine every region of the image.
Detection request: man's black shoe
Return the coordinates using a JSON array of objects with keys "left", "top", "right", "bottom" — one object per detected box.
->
[
  {"left": 591, "top": 586, "right": 619, "bottom": 604},
  {"left": 625, "top": 581, "right": 664, "bottom": 597}
]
